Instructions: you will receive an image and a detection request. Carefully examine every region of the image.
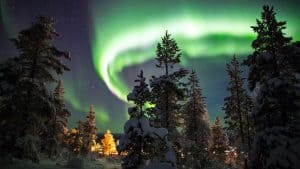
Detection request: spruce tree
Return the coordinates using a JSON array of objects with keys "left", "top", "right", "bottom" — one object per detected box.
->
[
  {"left": 0, "top": 16, "right": 70, "bottom": 162},
  {"left": 184, "top": 70, "right": 211, "bottom": 169},
  {"left": 246, "top": 6, "right": 300, "bottom": 169},
  {"left": 119, "top": 70, "right": 176, "bottom": 169},
  {"left": 223, "top": 56, "right": 254, "bottom": 149},
  {"left": 210, "top": 117, "right": 229, "bottom": 163},
  {"left": 120, "top": 71, "right": 151, "bottom": 168},
  {"left": 149, "top": 31, "right": 188, "bottom": 168},
  {"left": 82, "top": 105, "right": 98, "bottom": 156},
  {"left": 149, "top": 31, "right": 188, "bottom": 138},
  {"left": 245, "top": 5, "right": 293, "bottom": 129},
  {"left": 127, "top": 70, "right": 151, "bottom": 117},
  {"left": 223, "top": 55, "right": 255, "bottom": 168}
]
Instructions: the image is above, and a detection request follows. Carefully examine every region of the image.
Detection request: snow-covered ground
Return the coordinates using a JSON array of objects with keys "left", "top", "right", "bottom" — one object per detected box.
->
[{"left": 2, "top": 157, "right": 121, "bottom": 169}]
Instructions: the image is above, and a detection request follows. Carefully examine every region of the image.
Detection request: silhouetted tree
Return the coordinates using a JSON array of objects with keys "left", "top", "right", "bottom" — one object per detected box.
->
[
  {"left": 223, "top": 55, "right": 255, "bottom": 168},
  {"left": 245, "top": 5, "right": 295, "bottom": 129},
  {"left": 184, "top": 70, "right": 211, "bottom": 169},
  {"left": 127, "top": 70, "right": 151, "bottom": 117},
  {"left": 82, "top": 105, "right": 98, "bottom": 156},
  {"left": 149, "top": 31, "right": 188, "bottom": 168},
  {"left": 245, "top": 6, "right": 300, "bottom": 169},
  {"left": 149, "top": 31, "right": 188, "bottom": 137},
  {"left": 118, "top": 71, "right": 176, "bottom": 169},
  {"left": 0, "top": 16, "right": 70, "bottom": 162}
]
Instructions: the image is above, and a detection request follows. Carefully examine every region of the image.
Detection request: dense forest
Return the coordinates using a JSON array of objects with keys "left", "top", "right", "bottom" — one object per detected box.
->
[{"left": 0, "top": 5, "right": 299, "bottom": 169}]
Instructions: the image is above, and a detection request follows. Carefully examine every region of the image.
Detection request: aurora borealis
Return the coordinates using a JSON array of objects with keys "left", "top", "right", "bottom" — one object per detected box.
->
[{"left": 0, "top": 0, "right": 300, "bottom": 132}]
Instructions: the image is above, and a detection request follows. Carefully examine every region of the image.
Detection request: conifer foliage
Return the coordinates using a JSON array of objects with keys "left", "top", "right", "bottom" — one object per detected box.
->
[
  {"left": 127, "top": 70, "right": 151, "bottom": 117},
  {"left": 118, "top": 70, "right": 176, "bottom": 169},
  {"left": 223, "top": 56, "right": 254, "bottom": 150},
  {"left": 82, "top": 105, "right": 98, "bottom": 156},
  {"left": 246, "top": 5, "right": 300, "bottom": 169},
  {"left": 101, "top": 130, "right": 118, "bottom": 156},
  {"left": 149, "top": 31, "right": 188, "bottom": 138},
  {"left": 184, "top": 70, "right": 211, "bottom": 168},
  {"left": 210, "top": 117, "right": 229, "bottom": 162},
  {"left": 245, "top": 5, "right": 297, "bottom": 129},
  {"left": 44, "top": 80, "right": 71, "bottom": 158},
  {"left": 0, "top": 16, "right": 70, "bottom": 162}
]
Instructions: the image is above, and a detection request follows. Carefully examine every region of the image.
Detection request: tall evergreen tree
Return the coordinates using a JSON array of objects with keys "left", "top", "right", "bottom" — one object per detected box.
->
[
  {"left": 149, "top": 31, "right": 188, "bottom": 138},
  {"left": 223, "top": 56, "right": 255, "bottom": 169},
  {"left": 0, "top": 16, "right": 70, "bottom": 162},
  {"left": 245, "top": 6, "right": 300, "bottom": 169},
  {"left": 223, "top": 56, "right": 254, "bottom": 150},
  {"left": 184, "top": 70, "right": 211, "bottom": 169},
  {"left": 245, "top": 5, "right": 294, "bottom": 129},
  {"left": 82, "top": 105, "right": 98, "bottom": 156},
  {"left": 149, "top": 31, "right": 188, "bottom": 168},
  {"left": 119, "top": 71, "right": 175, "bottom": 169}
]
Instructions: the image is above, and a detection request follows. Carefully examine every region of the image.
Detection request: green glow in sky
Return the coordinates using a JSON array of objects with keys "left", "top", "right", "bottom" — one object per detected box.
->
[
  {"left": 91, "top": 1, "right": 299, "bottom": 103},
  {"left": 2, "top": 0, "right": 300, "bottom": 132},
  {"left": 64, "top": 82, "right": 110, "bottom": 129}
]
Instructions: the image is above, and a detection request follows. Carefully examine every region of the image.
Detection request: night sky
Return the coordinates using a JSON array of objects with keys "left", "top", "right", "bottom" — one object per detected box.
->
[{"left": 1, "top": 0, "right": 300, "bottom": 133}]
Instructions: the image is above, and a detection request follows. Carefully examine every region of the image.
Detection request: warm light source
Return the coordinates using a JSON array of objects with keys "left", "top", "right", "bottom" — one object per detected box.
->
[{"left": 101, "top": 130, "right": 118, "bottom": 156}]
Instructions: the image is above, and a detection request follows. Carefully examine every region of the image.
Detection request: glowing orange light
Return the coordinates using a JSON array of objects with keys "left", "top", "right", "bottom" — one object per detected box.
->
[{"left": 101, "top": 130, "right": 118, "bottom": 156}]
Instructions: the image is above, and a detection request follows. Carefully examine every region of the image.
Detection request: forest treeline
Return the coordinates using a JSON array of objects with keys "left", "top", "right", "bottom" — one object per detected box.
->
[{"left": 0, "top": 5, "right": 300, "bottom": 169}]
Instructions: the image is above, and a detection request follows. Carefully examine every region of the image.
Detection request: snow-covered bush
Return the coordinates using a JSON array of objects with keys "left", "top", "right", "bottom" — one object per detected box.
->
[{"left": 118, "top": 111, "right": 176, "bottom": 169}]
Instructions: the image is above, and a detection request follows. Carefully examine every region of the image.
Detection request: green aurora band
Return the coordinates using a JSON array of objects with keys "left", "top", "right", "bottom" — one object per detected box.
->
[
  {"left": 1, "top": 0, "right": 300, "bottom": 132},
  {"left": 91, "top": 0, "right": 300, "bottom": 103}
]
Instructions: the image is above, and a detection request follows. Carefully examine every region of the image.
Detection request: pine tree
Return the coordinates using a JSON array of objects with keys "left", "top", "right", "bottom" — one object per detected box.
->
[
  {"left": 0, "top": 16, "right": 70, "bottom": 162},
  {"left": 210, "top": 117, "right": 229, "bottom": 163},
  {"left": 149, "top": 31, "right": 188, "bottom": 138},
  {"left": 184, "top": 70, "right": 211, "bottom": 169},
  {"left": 245, "top": 6, "right": 300, "bottom": 169},
  {"left": 101, "top": 130, "right": 118, "bottom": 156},
  {"left": 82, "top": 105, "right": 98, "bottom": 156}
]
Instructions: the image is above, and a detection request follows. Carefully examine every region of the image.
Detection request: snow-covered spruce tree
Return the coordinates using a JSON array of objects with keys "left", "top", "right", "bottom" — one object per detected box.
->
[
  {"left": 245, "top": 5, "right": 300, "bottom": 169},
  {"left": 210, "top": 117, "right": 229, "bottom": 163},
  {"left": 183, "top": 70, "right": 211, "bottom": 169},
  {"left": 118, "top": 70, "right": 177, "bottom": 169},
  {"left": 149, "top": 31, "right": 188, "bottom": 168},
  {"left": 0, "top": 16, "right": 70, "bottom": 162},
  {"left": 43, "top": 80, "right": 71, "bottom": 158},
  {"left": 81, "top": 105, "right": 98, "bottom": 156}
]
